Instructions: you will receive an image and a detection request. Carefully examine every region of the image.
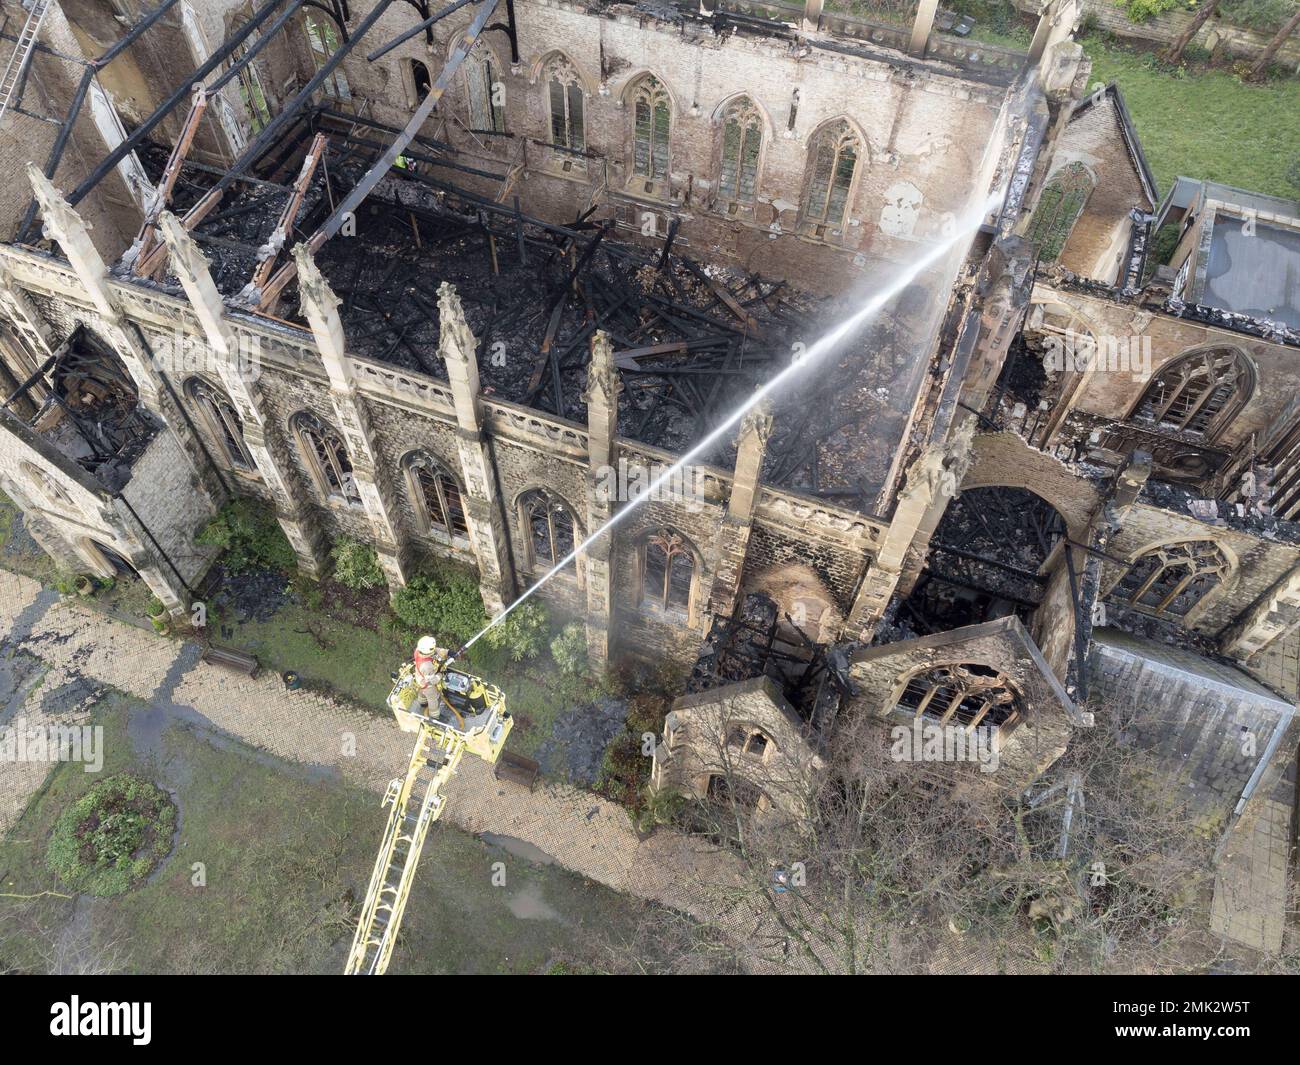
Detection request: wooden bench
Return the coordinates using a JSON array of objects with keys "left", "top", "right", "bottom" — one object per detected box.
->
[
  {"left": 202, "top": 644, "right": 259, "bottom": 677},
  {"left": 494, "top": 750, "right": 541, "bottom": 791}
]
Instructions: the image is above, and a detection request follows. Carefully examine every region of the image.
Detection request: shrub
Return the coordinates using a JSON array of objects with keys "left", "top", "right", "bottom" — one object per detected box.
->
[
  {"left": 330, "top": 536, "right": 384, "bottom": 590},
  {"left": 1120, "top": 0, "right": 1186, "bottom": 21},
  {"left": 52, "top": 572, "right": 79, "bottom": 596},
  {"left": 550, "top": 622, "right": 589, "bottom": 676},
  {"left": 482, "top": 600, "right": 549, "bottom": 662},
  {"left": 1220, "top": 0, "right": 1295, "bottom": 32},
  {"left": 47, "top": 775, "right": 175, "bottom": 896},
  {"left": 196, "top": 499, "right": 295, "bottom": 574},
  {"left": 391, "top": 566, "right": 488, "bottom": 645}
]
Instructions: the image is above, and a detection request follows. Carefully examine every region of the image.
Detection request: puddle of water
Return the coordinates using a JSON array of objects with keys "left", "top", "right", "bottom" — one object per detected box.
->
[
  {"left": 127, "top": 705, "right": 169, "bottom": 761},
  {"left": 480, "top": 833, "right": 555, "bottom": 866},
  {"left": 0, "top": 652, "right": 46, "bottom": 727},
  {"left": 506, "top": 880, "right": 561, "bottom": 922}
]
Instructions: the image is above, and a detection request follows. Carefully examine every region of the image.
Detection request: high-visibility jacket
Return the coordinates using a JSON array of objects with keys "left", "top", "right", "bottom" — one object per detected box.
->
[{"left": 413, "top": 648, "right": 444, "bottom": 689}]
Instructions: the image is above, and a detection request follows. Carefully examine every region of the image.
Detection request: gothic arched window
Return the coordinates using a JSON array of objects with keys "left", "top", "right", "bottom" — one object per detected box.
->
[
  {"left": 403, "top": 452, "right": 468, "bottom": 539},
  {"left": 1111, "top": 540, "right": 1229, "bottom": 618},
  {"left": 631, "top": 75, "right": 671, "bottom": 183},
  {"left": 1026, "top": 162, "right": 1094, "bottom": 262},
  {"left": 185, "top": 377, "right": 255, "bottom": 473},
  {"left": 802, "top": 120, "right": 861, "bottom": 229},
  {"left": 408, "top": 58, "right": 432, "bottom": 104},
  {"left": 291, "top": 411, "right": 360, "bottom": 507},
  {"left": 895, "top": 663, "right": 1020, "bottom": 733},
  {"left": 726, "top": 724, "right": 773, "bottom": 762},
  {"left": 1131, "top": 347, "right": 1253, "bottom": 441},
  {"left": 718, "top": 97, "right": 762, "bottom": 207},
  {"left": 230, "top": 35, "right": 272, "bottom": 131},
  {"left": 641, "top": 529, "right": 695, "bottom": 616},
  {"left": 545, "top": 55, "right": 585, "bottom": 152},
  {"left": 464, "top": 47, "right": 505, "bottom": 133},
  {"left": 519, "top": 489, "right": 577, "bottom": 570},
  {"left": 21, "top": 460, "right": 71, "bottom": 508},
  {"left": 303, "top": 12, "right": 349, "bottom": 101}
]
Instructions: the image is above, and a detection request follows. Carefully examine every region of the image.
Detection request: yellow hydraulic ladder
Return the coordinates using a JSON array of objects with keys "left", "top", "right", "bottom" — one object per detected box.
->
[{"left": 345, "top": 664, "right": 511, "bottom": 975}]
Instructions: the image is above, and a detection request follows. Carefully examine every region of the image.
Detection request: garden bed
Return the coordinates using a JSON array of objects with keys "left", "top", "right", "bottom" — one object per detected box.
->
[{"left": 46, "top": 774, "right": 176, "bottom": 897}]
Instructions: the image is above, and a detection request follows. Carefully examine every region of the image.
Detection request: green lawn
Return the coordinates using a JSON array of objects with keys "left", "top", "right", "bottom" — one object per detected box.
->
[
  {"left": 210, "top": 586, "right": 608, "bottom": 764},
  {"left": 218, "top": 601, "right": 405, "bottom": 709},
  {"left": 1081, "top": 34, "right": 1300, "bottom": 202},
  {"left": 0, "top": 697, "right": 676, "bottom": 974}
]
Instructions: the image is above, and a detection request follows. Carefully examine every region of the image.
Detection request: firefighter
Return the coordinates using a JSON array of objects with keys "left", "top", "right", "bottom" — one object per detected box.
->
[{"left": 413, "top": 635, "right": 447, "bottom": 708}]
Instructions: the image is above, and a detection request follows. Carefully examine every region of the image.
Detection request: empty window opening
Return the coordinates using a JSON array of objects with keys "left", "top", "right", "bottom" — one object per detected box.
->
[
  {"left": 230, "top": 37, "right": 272, "bottom": 131},
  {"left": 410, "top": 59, "right": 432, "bottom": 103},
  {"left": 304, "top": 13, "right": 350, "bottom": 101},
  {"left": 546, "top": 56, "right": 585, "bottom": 154},
  {"left": 803, "top": 119, "right": 860, "bottom": 229},
  {"left": 1111, "top": 540, "right": 1229, "bottom": 618},
  {"left": 727, "top": 726, "right": 771, "bottom": 759},
  {"left": 707, "top": 773, "right": 764, "bottom": 811},
  {"left": 185, "top": 377, "right": 254, "bottom": 473},
  {"left": 718, "top": 97, "right": 762, "bottom": 205},
  {"left": 519, "top": 489, "right": 576, "bottom": 570},
  {"left": 642, "top": 529, "right": 694, "bottom": 616},
  {"left": 1131, "top": 347, "right": 1252, "bottom": 440},
  {"left": 632, "top": 75, "right": 671, "bottom": 183},
  {"left": 1026, "top": 162, "right": 1094, "bottom": 263},
  {"left": 404, "top": 452, "right": 468, "bottom": 539},
  {"left": 292, "top": 411, "right": 360, "bottom": 507},
  {"left": 464, "top": 50, "right": 505, "bottom": 133},
  {"left": 895, "top": 663, "right": 1020, "bottom": 733}
]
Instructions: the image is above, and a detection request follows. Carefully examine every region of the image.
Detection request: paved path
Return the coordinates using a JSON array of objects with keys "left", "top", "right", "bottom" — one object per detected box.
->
[
  {"left": 11, "top": 567, "right": 1286, "bottom": 967},
  {"left": 1, "top": 569, "right": 752, "bottom": 959}
]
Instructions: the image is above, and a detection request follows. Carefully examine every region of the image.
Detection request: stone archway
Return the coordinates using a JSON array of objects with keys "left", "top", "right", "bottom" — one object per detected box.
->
[
  {"left": 899, "top": 485, "right": 1067, "bottom": 635},
  {"left": 84, "top": 538, "right": 139, "bottom": 581},
  {"left": 740, "top": 562, "right": 843, "bottom": 645}
]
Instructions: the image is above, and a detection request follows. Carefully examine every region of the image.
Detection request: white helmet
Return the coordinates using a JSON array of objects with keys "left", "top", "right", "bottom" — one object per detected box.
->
[{"left": 417, "top": 636, "right": 438, "bottom": 655}]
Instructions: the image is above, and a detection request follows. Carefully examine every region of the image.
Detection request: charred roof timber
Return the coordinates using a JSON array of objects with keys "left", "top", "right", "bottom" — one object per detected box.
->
[
  {"left": 2, "top": 325, "right": 160, "bottom": 491},
  {"left": 10, "top": 0, "right": 986, "bottom": 514},
  {"left": 110, "top": 97, "right": 920, "bottom": 509}
]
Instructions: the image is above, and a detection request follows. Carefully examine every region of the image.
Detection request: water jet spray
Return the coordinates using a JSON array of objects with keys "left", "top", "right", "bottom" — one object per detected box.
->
[{"left": 450, "top": 192, "right": 1002, "bottom": 664}]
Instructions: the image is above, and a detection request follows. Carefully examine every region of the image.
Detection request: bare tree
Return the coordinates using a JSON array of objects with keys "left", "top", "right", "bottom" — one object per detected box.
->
[
  {"left": 1248, "top": 4, "right": 1300, "bottom": 80},
  {"left": 1164, "top": 0, "right": 1220, "bottom": 64},
  {"left": 663, "top": 699, "right": 1220, "bottom": 974}
]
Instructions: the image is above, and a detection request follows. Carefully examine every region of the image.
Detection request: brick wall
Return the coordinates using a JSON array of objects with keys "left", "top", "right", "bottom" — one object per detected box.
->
[
  {"left": 1099, "top": 500, "right": 1300, "bottom": 638},
  {"left": 319, "top": 0, "right": 1006, "bottom": 292},
  {"left": 1019, "top": 0, "right": 1300, "bottom": 67},
  {"left": 1053, "top": 94, "right": 1154, "bottom": 283}
]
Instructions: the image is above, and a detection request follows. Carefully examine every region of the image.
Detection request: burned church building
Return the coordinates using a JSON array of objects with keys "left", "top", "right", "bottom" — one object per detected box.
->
[{"left": 0, "top": 0, "right": 1296, "bottom": 907}]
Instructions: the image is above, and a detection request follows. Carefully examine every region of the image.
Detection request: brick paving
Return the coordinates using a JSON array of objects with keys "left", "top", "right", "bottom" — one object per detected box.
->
[
  {"left": 0, "top": 568, "right": 747, "bottom": 950},
  {"left": 5, "top": 566, "right": 1292, "bottom": 965}
]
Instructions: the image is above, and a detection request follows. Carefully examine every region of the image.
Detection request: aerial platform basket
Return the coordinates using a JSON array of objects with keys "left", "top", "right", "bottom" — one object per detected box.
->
[
  {"left": 345, "top": 661, "right": 513, "bottom": 975},
  {"left": 387, "top": 662, "right": 511, "bottom": 762}
]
